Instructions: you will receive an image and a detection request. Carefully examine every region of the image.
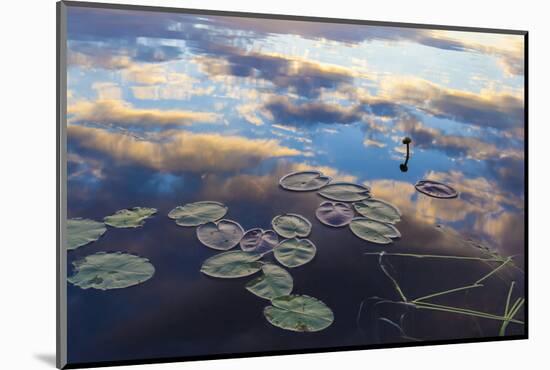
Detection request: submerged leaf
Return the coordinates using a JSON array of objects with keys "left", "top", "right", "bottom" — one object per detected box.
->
[
  {"left": 353, "top": 199, "right": 401, "bottom": 224},
  {"left": 274, "top": 238, "right": 316, "bottom": 268},
  {"left": 240, "top": 228, "right": 279, "bottom": 254},
  {"left": 264, "top": 295, "right": 334, "bottom": 332},
  {"left": 67, "top": 218, "right": 107, "bottom": 250},
  {"left": 200, "top": 250, "right": 263, "bottom": 278},
  {"left": 315, "top": 201, "right": 355, "bottom": 227},
  {"left": 318, "top": 182, "right": 371, "bottom": 202},
  {"left": 279, "top": 171, "right": 331, "bottom": 191},
  {"left": 272, "top": 213, "right": 312, "bottom": 238},
  {"left": 68, "top": 252, "right": 155, "bottom": 290},
  {"left": 415, "top": 180, "right": 458, "bottom": 199},
  {"left": 246, "top": 264, "right": 293, "bottom": 300},
  {"left": 349, "top": 217, "right": 400, "bottom": 244},
  {"left": 196, "top": 219, "right": 244, "bottom": 251},
  {"left": 168, "top": 201, "right": 227, "bottom": 226},
  {"left": 103, "top": 207, "right": 157, "bottom": 228}
]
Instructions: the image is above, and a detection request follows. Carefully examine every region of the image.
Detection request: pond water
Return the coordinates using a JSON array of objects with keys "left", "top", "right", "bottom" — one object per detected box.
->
[{"left": 65, "top": 6, "right": 525, "bottom": 366}]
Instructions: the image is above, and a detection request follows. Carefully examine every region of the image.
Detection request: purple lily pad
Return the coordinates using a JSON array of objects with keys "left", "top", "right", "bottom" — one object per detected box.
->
[
  {"left": 240, "top": 228, "right": 279, "bottom": 254},
  {"left": 415, "top": 180, "right": 458, "bottom": 199},
  {"left": 315, "top": 201, "right": 355, "bottom": 227}
]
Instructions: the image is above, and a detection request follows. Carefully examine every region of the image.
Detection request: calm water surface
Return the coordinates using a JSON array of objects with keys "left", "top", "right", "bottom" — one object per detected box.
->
[{"left": 65, "top": 6, "right": 525, "bottom": 365}]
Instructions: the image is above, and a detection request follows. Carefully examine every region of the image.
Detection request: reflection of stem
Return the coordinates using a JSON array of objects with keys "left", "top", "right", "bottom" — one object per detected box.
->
[
  {"left": 504, "top": 281, "right": 515, "bottom": 317},
  {"left": 363, "top": 251, "right": 525, "bottom": 333},
  {"left": 499, "top": 281, "right": 515, "bottom": 336},
  {"left": 410, "top": 259, "right": 509, "bottom": 303},
  {"left": 364, "top": 252, "right": 504, "bottom": 262},
  {"left": 414, "top": 302, "right": 524, "bottom": 324},
  {"left": 499, "top": 280, "right": 525, "bottom": 336},
  {"left": 400, "top": 137, "right": 411, "bottom": 172},
  {"left": 378, "top": 317, "right": 421, "bottom": 342},
  {"left": 475, "top": 257, "right": 512, "bottom": 284},
  {"left": 413, "top": 283, "right": 483, "bottom": 303},
  {"left": 379, "top": 252, "right": 408, "bottom": 302},
  {"left": 365, "top": 298, "right": 524, "bottom": 324}
]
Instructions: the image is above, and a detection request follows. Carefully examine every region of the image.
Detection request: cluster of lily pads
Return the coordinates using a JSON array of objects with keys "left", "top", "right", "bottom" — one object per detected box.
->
[
  {"left": 65, "top": 170, "right": 460, "bottom": 333},
  {"left": 167, "top": 200, "right": 334, "bottom": 332},
  {"left": 67, "top": 207, "right": 157, "bottom": 290},
  {"left": 280, "top": 171, "right": 402, "bottom": 245}
]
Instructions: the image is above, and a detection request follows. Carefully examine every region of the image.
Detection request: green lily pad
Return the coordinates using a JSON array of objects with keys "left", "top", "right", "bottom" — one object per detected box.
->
[
  {"left": 353, "top": 198, "right": 401, "bottom": 224},
  {"left": 349, "top": 217, "right": 401, "bottom": 244},
  {"left": 264, "top": 295, "right": 334, "bottom": 332},
  {"left": 240, "top": 228, "right": 279, "bottom": 254},
  {"left": 246, "top": 264, "right": 293, "bottom": 300},
  {"left": 318, "top": 182, "right": 371, "bottom": 202},
  {"left": 196, "top": 219, "right": 244, "bottom": 251},
  {"left": 103, "top": 207, "right": 157, "bottom": 228},
  {"left": 274, "top": 238, "right": 316, "bottom": 268},
  {"left": 200, "top": 250, "right": 263, "bottom": 278},
  {"left": 168, "top": 201, "right": 227, "bottom": 227},
  {"left": 67, "top": 252, "right": 155, "bottom": 290},
  {"left": 315, "top": 201, "right": 355, "bottom": 227},
  {"left": 272, "top": 213, "right": 312, "bottom": 238},
  {"left": 67, "top": 218, "right": 107, "bottom": 250},
  {"left": 279, "top": 171, "right": 331, "bottom": 191}
]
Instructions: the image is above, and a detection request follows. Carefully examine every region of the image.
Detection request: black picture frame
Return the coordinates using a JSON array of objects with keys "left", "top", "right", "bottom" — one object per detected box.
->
[{"left": 56, "top": 1, "right": 529, "bottom": 368}]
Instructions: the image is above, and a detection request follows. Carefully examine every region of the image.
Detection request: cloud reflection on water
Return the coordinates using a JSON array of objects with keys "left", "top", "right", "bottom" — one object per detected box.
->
[{"left": 65, "top": 5, "right": 525, "bottom": 364}]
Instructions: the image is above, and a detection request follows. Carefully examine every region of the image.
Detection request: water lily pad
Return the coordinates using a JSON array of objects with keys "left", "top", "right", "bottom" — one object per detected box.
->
[
  {"left": 200, "top": 250, "right": 263, "bottom": 278},
  {"left": 318, "top": 182, "right": 371, "bottom": 202},
  {"left": 168, "top": 201, "right": 227, "bottom": 227},
  {"left": 415, "top": 180, "right": 458, "bottom": 199},
  {"left": 67, "top": 218, "right": 107, "bottom": 250},
  {"left": 246, "top": 264, "right": 293, "bottom": 300},
  {"left": 274, "top": 238, "right": 316, "bottom": 268},
  {"left": 264, "top": 295, "right": 334, "bottom": 332},
  {"left": 196, "top": 219, "right": 244, "bottom": 251},
  {"left": 279, "top": 171, "right": 331, "bottom": 191},
  {"left": 349, "top": 217, "right": 401, "bottom": 244},
  {"left": 103, "top": 207, "right": 157, "bottom": 228},
  {"left": 353, "top": 198, "right": 401, "bottom": 224},
  {"left": 67, "top": 252, "right": 155, "bottom": 290},
  {"left": 315, "top": 201, "right": 355, "bottom": 227},
  {"left": 272, "top": 214, "right": 312, "bottom": 238},
  {"left": 240, "top": 228, "right": 279, "bottom": 254}
]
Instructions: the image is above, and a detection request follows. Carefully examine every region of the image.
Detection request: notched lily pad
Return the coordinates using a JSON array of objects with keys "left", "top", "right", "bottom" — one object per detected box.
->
[
  {"left": 315, "top": 201, "right": 355, "bottom": 227},
  {"left": 67, "top": 218, "right": 107, "bottom": 250},
  {"left": 264, "top": 294, "right": 334, "bottom": 332},
  {"left": 197, "top": 219, "right": 244, "bottom": 251},
  {"left": 272, "top": 213, "right": 312, "bottom": 238},
  {"left": 200, "top": 250, "right": 263, "bottom": 278},
  {"left": 168, "top": 201, "right": 227, "bottom": 226},
  {"left": 67, "top": 252, "right": 155, "bottom": 290},
  {"left": 349, "top": 217, "right": 401, "bottom": 244},
  {"left": 103, "top": 207, "right": 157, "bottom": 228},
  {"left": 318, "top": 182, "right": 371, "bottom": 202},
  {"left": 353, "top": 198, "right": 401, "bottom": 224},
  {"left": 279, "top": 171, "right": 331, "bottom": 191},
  {"left": 246, "top": 264, "right": 293, "bottom": 300},
  {"left": 274, "top": 238, "right": 316, "bottom": 268},
  {"left": 415, "top": 180, "right": 458, "bottom": 199},
  {"left": 240, "top": 228, "right": 279, "bottom": 254}
]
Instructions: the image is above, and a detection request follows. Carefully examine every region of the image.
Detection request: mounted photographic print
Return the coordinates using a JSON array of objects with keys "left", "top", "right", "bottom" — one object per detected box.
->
[{"left": 57, "top": 1, "right": 528, "bottom": 368}]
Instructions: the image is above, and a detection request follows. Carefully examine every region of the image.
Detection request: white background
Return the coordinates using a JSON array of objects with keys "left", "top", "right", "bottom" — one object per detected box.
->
[{"left": 0, "top": 0, "right": 547, "bottom": 369}]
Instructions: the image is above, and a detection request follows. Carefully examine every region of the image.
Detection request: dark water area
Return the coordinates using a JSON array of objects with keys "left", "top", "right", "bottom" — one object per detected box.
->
[
  {"left": 63, "top": 6, "right": 526, "bottom": 365},
  {"left": 66, "top": 162, "right": 524, "bottom": 364}
]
